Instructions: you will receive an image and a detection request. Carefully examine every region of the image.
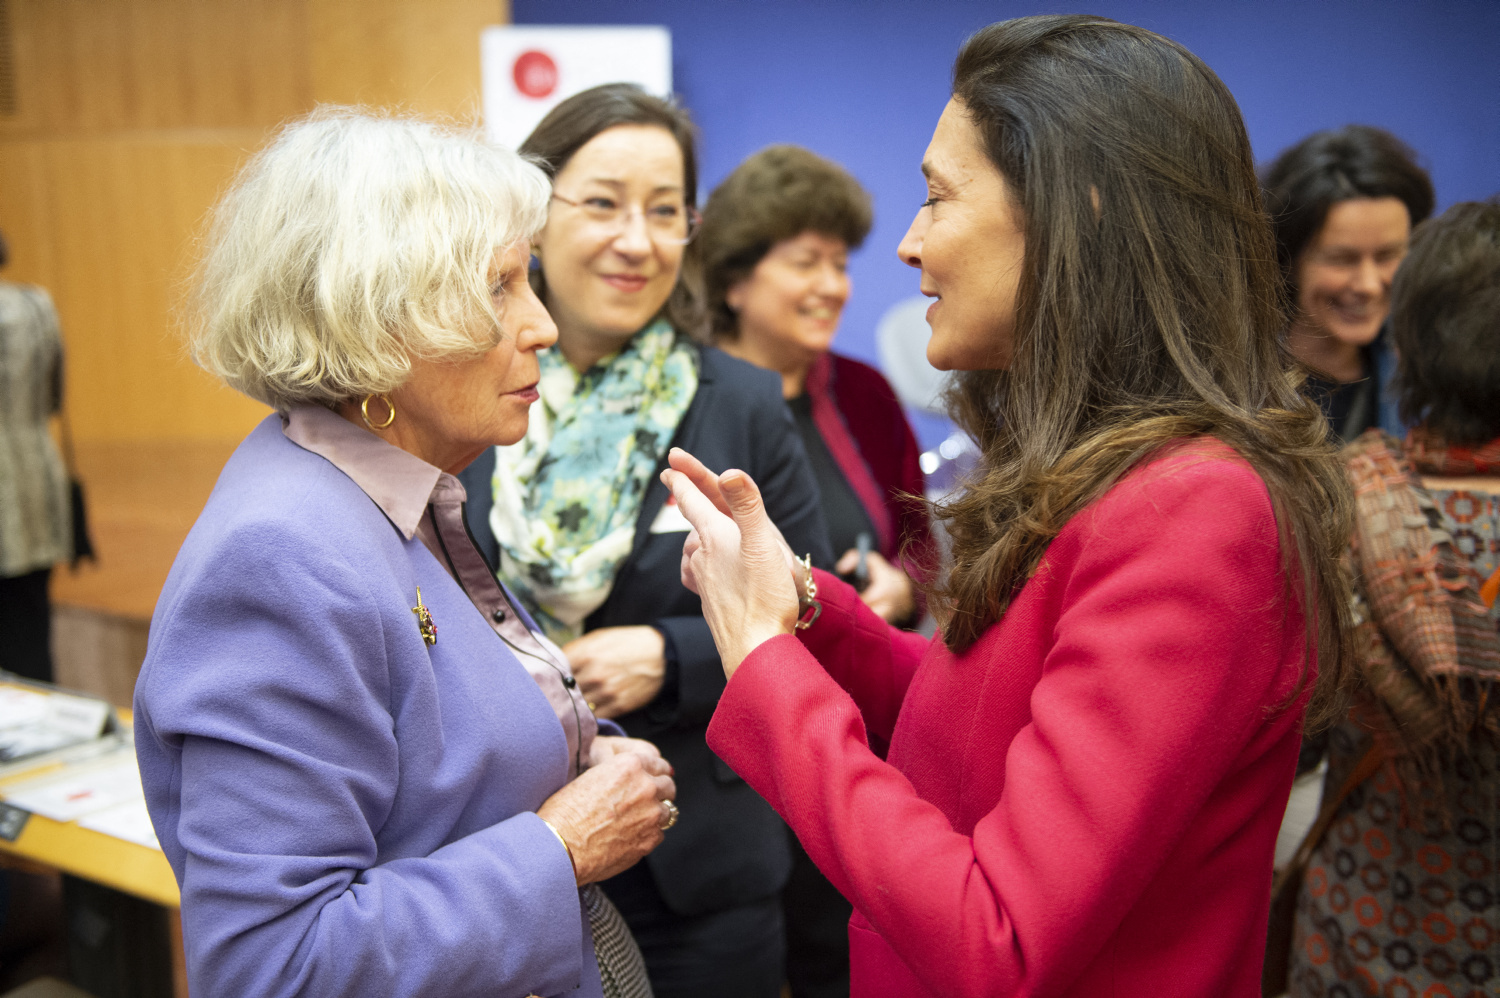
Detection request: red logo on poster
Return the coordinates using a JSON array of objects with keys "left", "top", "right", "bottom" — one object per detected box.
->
[{"left": 513, "top": 50, "right": 558, "bottom": 99}]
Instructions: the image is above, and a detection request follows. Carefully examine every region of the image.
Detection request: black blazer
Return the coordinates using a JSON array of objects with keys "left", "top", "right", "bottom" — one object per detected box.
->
[{"left": 459, "top": 345, "right": 832, "bottom": 915}]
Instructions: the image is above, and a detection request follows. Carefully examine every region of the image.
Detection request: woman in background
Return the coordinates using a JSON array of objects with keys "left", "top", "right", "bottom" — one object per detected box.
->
[
  {"left": 699, "top": 145, "right": 932, "bottom": 631},
  {"left": 664, "top": 15, "right": 1356, "bottom": 996},
  {"left": 1289, "top": 198, "right": 1500, "bottom": 998},
  {"left": 1261, "top": 125, "right": 1434, "bottom": 442},
  {"left": 0, "top": 229, "right": 71, "bottom": 683},
  {"left": 696, "top": 144, "right": 933, "bottom": 998},
  {"left": 459, "top": 84, "right": 830, "bottom": 998},
  {"left": 136, "top": 110, "right": 674, "bottom": 998}
]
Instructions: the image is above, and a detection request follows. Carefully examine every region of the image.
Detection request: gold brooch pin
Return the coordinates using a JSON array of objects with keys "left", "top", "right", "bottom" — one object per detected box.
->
[{"left": 412, "top": 587, "right": 437, "bottom": 646}]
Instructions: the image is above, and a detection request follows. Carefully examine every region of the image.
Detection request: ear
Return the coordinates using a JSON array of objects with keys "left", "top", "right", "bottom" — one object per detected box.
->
[{"left": 725, "top": 279, "right": 746, "bottom": 313}]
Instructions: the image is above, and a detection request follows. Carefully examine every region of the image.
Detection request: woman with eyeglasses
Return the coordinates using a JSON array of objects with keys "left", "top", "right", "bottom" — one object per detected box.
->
[{"left": 459, "top": 84, "right": 831, "bottom": 998}]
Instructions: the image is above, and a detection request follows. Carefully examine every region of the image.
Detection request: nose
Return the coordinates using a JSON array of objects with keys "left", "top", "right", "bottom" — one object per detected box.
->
[
  {"left": 516, "top": 283, "right": 558, "bottom": 352},
  {"left": 814, "top": 261, "right": 850, "bottom": 301},
  {"left": 897, "top": 210, "right": 926, "bottom": 270},
  {"left": 609, "top": 207, "right": 653, "bottom": 258},
  {"left": 1350, "top": 256, "right": 1383, "bottom": 297}
]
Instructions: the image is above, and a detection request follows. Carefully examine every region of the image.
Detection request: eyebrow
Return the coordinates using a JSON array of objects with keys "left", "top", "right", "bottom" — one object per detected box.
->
[
  {"left": 577, "top": 177, "right": 684, "bottom": 195},
  {"left": 921, "top": 160, "right": 954, "bottom": 192}
]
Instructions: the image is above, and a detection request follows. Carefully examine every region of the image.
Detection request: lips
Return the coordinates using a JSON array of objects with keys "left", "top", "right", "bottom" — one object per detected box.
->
[
  {"left": 1332, "top": 302, "right": 1375, "bottom": 320},
  {"left": 507, "top": 385, "right": 540, "bottom": 404},
  {"left": 601, "top": 274, "right": 649, "bottom": 293}
]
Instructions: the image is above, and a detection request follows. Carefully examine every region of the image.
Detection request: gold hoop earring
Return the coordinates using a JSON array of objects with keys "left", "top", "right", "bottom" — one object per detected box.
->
[{"left": 360, "top": 394, "right": 396, "bottom": 430}]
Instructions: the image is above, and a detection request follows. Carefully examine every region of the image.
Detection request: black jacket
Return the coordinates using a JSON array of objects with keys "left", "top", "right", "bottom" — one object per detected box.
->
[{"left": 459, "top": 345, "right": 832, "bottom": 915}]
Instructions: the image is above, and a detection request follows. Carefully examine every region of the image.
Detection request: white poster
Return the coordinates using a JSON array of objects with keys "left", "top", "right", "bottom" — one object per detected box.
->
[{"left": 481, "top": 25, "right": 673, "bottom": 151}]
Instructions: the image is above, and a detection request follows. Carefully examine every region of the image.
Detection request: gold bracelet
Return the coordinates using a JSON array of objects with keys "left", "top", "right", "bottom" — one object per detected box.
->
[
  {"left": 539, "top": 817, "right": 577, "bottom": 879},
  {"left": 794, "top": 553, "right": 821, "bottom": 631}
]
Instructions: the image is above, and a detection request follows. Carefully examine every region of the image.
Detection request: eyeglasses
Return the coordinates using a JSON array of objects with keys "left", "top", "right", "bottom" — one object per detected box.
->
[{"left": 550, "top": 192, "right": 701, "bottom": 246}]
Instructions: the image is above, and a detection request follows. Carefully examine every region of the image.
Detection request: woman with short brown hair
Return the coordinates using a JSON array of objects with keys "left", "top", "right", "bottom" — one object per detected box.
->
[
  {"left": 698, "top": 144, "right": 933, "bottom": 998},
  {"left": 699, "top": 146, "right": 932, "bottom": 629}
]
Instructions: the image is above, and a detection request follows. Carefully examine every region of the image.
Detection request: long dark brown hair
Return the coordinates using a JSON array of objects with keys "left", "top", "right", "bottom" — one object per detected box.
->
[{"left": 932, "top": 16, "right": 1354, "bottom": 726}]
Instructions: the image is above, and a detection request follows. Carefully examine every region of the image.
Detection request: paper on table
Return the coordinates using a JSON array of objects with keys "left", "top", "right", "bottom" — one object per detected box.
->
[
  {"left": 0, "top": 684, "right": 112, "bottom": 763},
  {"left": 78, "top": 799, "right": 160, "bottom": 850},
  {"left": 2, "top": 751, "right": 144, "bottom": 822}
]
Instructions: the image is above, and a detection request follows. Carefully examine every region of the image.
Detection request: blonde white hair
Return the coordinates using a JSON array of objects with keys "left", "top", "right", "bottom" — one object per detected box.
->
[{"left": 189, "top": 107, "right": 551, "bottom": 408}]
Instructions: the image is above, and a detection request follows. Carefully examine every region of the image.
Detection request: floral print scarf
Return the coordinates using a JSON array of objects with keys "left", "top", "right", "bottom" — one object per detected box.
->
[{"left": 490, "top": 319, "right": 698, "bottom": 642}]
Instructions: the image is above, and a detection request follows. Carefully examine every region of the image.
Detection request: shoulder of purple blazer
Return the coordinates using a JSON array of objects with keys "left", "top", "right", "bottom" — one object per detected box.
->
[{"left": 147, "top": 414, "right": 412, "bottom": 640}]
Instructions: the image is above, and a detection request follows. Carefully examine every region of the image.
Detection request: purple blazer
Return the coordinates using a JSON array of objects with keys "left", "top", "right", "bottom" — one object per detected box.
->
[{"left": 134, "top": 417, "right": 603, "bottom": 998}]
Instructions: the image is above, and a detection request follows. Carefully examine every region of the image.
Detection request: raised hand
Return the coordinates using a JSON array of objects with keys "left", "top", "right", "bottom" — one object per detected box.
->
[
  {"left": 665, "top": 448, "right": 806, "bottom": 601},
  {"left": 660, "top": 449, "right": 801, "bottom": 677}
]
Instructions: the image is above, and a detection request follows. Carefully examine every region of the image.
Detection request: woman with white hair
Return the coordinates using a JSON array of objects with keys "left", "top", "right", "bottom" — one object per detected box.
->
[{"left": 133, "top": 109, "right": 675, "bottom": 998}]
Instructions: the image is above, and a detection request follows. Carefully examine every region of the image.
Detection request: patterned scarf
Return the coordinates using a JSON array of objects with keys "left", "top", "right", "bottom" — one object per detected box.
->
[
  {"left": 1405, "top": 425, "right": 1500, "bottom": 475},
  {"left": 1341, "top": 430, "right": 1500, "bottom": 821},
  {"left": 491, "top": 319, "right": 698, "bottom": 642}
]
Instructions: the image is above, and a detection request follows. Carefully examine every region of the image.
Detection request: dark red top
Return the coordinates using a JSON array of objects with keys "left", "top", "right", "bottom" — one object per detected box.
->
[{"left": 803, "top": 352, "right": 933, "bottom": 574}]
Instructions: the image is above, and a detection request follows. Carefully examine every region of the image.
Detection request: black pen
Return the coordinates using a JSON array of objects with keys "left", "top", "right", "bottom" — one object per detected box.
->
[{"left": 854, "top": 531, "right": 872, "bottom": 592}]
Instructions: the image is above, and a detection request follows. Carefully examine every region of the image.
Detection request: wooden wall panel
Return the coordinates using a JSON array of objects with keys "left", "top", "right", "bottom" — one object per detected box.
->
[
  {"left": 0, "top": 0, "right": 508, "bottom": 444},
  {"left": 28, "top": 134, "right": 273, "bottom": 439},
  {"left": 3, "top": 0, "right": 312, "bottom": 135},
  {"left": 309, "top": 0, "right": 504, "bottom": 117},
  {"left": 1, "top": 133, "right": 274, "bottom": 440}
]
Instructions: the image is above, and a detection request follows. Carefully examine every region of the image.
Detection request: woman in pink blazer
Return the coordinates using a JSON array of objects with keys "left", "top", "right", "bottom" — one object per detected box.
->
[{"left": 660, "top": 15, "right": 1357, "bottom": 998}]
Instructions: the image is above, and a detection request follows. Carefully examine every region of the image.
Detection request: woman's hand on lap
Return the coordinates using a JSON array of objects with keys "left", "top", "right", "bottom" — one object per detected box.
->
[
  {"left": 661, "top": 449, "right": 800, "bottom": 678},
  {"left": 564, "top": 626, "right": 666, "bottom": 718},
  {"left": 538, "top": 751, "right": 676, "bottom": 886}
]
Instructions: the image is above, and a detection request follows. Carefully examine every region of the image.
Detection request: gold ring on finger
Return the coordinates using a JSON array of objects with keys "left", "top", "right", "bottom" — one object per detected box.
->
[{"left": 659, "top": 799, "right": 679, "bottom": 831}]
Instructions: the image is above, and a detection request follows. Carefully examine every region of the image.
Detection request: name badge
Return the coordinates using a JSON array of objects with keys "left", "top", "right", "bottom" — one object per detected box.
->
[{"left": 649, "top": 496, "right": 692, "bottom": 534}]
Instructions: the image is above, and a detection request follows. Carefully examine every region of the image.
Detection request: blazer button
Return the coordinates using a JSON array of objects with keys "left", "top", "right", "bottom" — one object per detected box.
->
[
  {"left": 492, "top": 608, "right": 507, "bottom": 622},
  {"left": 563, "top": 675, "right": 577, "bottom": 689}
]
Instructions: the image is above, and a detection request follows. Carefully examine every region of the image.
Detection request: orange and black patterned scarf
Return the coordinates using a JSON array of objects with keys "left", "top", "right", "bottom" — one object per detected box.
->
[
  {"left": 1341, "top": 430, "right": 1500, "bottom": 824},
  {"left": 1405, "top": 426, "right": 1500, "bottom": 476}
]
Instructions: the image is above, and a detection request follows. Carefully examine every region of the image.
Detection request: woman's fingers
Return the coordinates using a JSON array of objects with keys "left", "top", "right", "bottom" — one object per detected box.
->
[
  {"left": 717, "top": 471, "right": 776, "bottom": 548},
  {"left": 661, "top": 468, "right": 734, "bottom": 538},
  {"left": 667, "top": 448, "right": 733, "bottom": 516},
  {"left": 537, "top": 751, "right": 675, "bottom": 885},
  {"left": 607, "top": 736, "right": 665, "bottom": 765},
  {"left": 679, "top": 527, "right": 703, "bottom": 595},
  {"left": 860, "top": 551, "right": 918, "bottom": 623},
  {"left": 652, "top": 772, "right": 677, "bottom": 802},
  {"left": 664, "top": 463, "right": 799, "bottom": 676},
  {"left": 637, "top": 753, "right": 673, "bottom": 779}
]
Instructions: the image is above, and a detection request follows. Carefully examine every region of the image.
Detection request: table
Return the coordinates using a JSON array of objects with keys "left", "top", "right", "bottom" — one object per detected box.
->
[{"left": 0, "top": 711, "right": 185, "bottom": 998}]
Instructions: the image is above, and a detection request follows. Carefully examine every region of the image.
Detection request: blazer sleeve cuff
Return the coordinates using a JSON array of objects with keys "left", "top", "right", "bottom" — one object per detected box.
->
[{"left": 651, "top": 615, "right": 724, "bottom": 728}]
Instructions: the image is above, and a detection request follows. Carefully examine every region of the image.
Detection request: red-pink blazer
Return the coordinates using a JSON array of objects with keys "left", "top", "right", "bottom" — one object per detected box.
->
[{"left": 707, "top": 439, "right": 1309, "bottom": 997}]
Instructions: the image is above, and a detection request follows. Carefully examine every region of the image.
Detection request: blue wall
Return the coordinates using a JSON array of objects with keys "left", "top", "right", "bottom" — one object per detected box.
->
[{"left": 513, "top": 0, "right": 1500, "bottom": 444}]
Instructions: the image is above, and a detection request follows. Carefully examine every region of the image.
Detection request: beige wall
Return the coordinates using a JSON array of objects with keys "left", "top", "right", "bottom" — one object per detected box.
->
[{"left": 0, "top": 0, "right": 508, "bottom": 443}]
